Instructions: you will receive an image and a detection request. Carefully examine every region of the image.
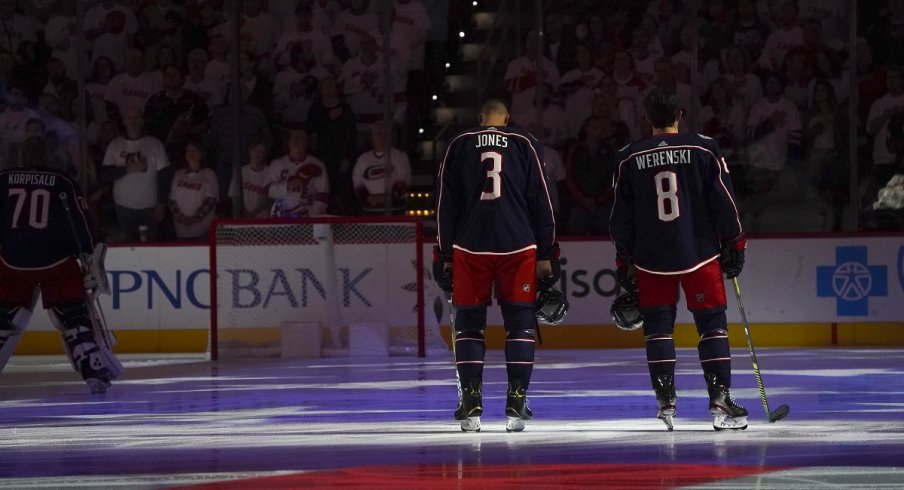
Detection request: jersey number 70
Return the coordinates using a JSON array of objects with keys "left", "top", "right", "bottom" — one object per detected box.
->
[{"left": 8, "top": 188, "right": 51, "bottom": 229}]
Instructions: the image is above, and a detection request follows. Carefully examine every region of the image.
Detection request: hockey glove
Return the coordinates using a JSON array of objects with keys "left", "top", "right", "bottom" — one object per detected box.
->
[
  {"left": 432, "top": 246, "right": 453, "bottom": 294},
  {"left": 537, "top": 242, "right": 562, "bottom": 291},
  {"left": 616, "top": 255, "right": 638, "bottom": 293},
  {"left": 720, "top": 236, "right": 747, "bottom": 279}
]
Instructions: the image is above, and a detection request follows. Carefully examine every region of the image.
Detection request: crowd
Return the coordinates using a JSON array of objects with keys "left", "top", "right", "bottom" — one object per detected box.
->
[
  {"left": 0, "top": 0, "right": 902, "bottom": 242},
  {"left": 494, "top": 0, "right": 904, "bottom": 233},
  {"left": 0, "top": 0, "right": 429, "bottom": 242}
]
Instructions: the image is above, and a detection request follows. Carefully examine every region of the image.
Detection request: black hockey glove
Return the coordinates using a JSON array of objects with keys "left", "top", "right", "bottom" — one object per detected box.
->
[
  {"left": 720, "top": 235, "right": 747, "bottom": 279},
  {"left": 537, "top": 242, "right": 562, "bottom": 291},
  {"left": 432, "top": 246, "right": 453, "bottom": 293},
  {"left": 616, "top": 254, "right": 638, "bottom": 293}
]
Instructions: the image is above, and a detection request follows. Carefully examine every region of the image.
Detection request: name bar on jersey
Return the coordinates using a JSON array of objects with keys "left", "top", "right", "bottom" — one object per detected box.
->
[
  {"left": 7, "top": 173, "right": 57, "bottom": 186},
  {"left": 634, "top": 149, "right": 692, "bottom": 170}
]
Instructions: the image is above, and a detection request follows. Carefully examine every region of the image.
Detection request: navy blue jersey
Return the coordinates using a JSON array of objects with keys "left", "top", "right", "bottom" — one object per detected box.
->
[
  {"left": 0, "top": 168, "right": 94, "bottom": 270},
  {"left": 609, "top": 132, "right": 742, "bottom": 274},
  {"left": 436, "top": 125, "right": 556, "bottom": 258}
]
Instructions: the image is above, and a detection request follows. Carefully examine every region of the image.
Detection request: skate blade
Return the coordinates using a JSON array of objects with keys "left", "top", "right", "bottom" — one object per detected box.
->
[
  {"left": 658, "top": 414, "right": 674, "bottom": 431},
  {"left": 86, "top": 378, "right": 110, "bottom": 394},
  {"left": 460, "top": 417, "right": 481, "bottom": 432},
  {"left": 505, "top": 417, "right": 526, "bottom": 432},
  {"left": 712, "top": 414, "right": 748, "bottom": 431}
]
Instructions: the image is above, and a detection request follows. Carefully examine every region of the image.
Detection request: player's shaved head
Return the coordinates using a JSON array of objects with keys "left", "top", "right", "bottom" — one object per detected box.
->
[{"left": 479, "top": 99, "right": 510, "bottom": 126}]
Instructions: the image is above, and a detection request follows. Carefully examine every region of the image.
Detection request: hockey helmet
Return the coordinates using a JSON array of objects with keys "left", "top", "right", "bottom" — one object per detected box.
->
[
  {"left": 536, "top": 286, "right": 569, "bottom": 325},
  {"left": 611, "top": 291, "right": 643, "bottom": 331}
]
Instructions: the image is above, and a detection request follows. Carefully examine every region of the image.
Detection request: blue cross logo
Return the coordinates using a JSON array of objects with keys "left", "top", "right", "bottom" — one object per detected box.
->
[{"left": 817, "top": 247, "right": 887, "bottom": 316}]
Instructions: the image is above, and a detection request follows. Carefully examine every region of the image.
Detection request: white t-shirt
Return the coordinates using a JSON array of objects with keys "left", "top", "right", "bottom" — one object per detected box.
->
[
  {"left": 339, "top": 55, "right": 387, "bottom": 122},
  {"left": 273, "top": 66, "right": 329, "bottom": 124},
  {"left": 758, "top": 26, "right": 803, "bottom": 71},
  {"left": 45, "top": 14, "right": 78, "bottom": 76},
  {"left": 746, "top": 97, "right": 802, "bottom": 171},
  {"left": 267, "top": 154, "right": 330, "bottom": 216},
  {"left": 332, "top": 10, "right": 379, "bottom": 58},
  {"left": 169, "top": 167, "right": 218, "bottom": 238},
  {"left": 105, "top": 72, "right": 162, "bottom": 116},
  {"left": 352, "top": 148, "right": 411, "bottom": 196},
  {"left": 393, "top": 1, "right": 431, "bottom": 70},
  {"left": 867, "top": 93, "right": 904, "bottom": 166},
  {"left": 503, "top": 55, "right": 560, "bottom": 126},
  {"left": 559, "top": 66, "right": 605, "bottom": 136},
  {"left": 229, "top": 164, "right": 272, "bottom": 219},
  {"left": 102, "top": 136, "right": 170, "bottom": 209}
]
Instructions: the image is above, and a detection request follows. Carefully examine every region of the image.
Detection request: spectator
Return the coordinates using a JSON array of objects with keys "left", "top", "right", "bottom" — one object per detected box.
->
[
  {"left": 558, "top": 43, "right": 605, "bottom": 137},
  {"left": 307, "top": 75, "right": 358, "bottom": 214},
  {"left": 698, "top": 0, "right": 734, "bottom": 66},
  {"left": 700, "top": 77, "right": 747, "bottom": 168},
  {"left": 223, "top": 50, "right": 274, "bottom": 121},
  {"left": 627, "top": 26, "right": 659, "bottom": 84},
  {"left": 798, "top": 0, "right": 847, "bottom": 47},
  {"left": 85, "top": 56, "right": 116, "bottom": 126},
  {"left": 137, "top": 0, "right": 185, "bottom": 53},
  {"left": 610, "top": 51, "right": 647, "bottom": 139},
  {"left": 90, "top": 9, "right": 130, "bottom": 71},
  {"left": 515, "top": 84, "right": 569, "bottom": 149},
  {"left": 144, "top": 64, "right": 209, "bottom": 158},
  {"left": 274, "top": 3, "right": 336, "bottom": 74},
  {"left": 210, "top": 0, "right": 281, "bottom": 78},
  {"left": 563, "top": 116, "right": 616, "bottom": 235},
  {"left": 100, "top": 106, "right": 171, "bottom": 242},
  {"left": 805, "top": 79, "right": 848, "bottom": 230},
  {"left": 84, "top": 0, "right": 138, "bottom": 42},
  {"left": 503, "top": 30, "right": 560, "bottom": 132},
  {"left": 757, "top": 1, "right": 804, "bottom": 73},
  {"left": 331, "top": 0, "right": 379, "bottom": 62},
  {"left": 168, "top": 141, "right": 218, "bottom": 241},
  {"left": 205, "top": 86, "right": 273, "bottom": 209},
  {"left": 542, "top": 10, "right": 577, "bottom": 73},
  {"left": 724, "top": 45, "right": 763, "bottom": 112},
  {"left": 866, "top": 66, "right": 904, "bottom": 188},
  {"left": 338, "top": 35, "right": 386, "bottom": 140},
  {"left": 44, "top": 0, "right": 78, "bottom": 77},
  {"left": 0, "top": 83, "right": 39, "bottom": 165},
  {"left": 0, "top": 0, "right": 36, "bottom": 55},
  {"left": 352, "top": 120, "right": 410, "bottom": 215},
  {"left": 311, "top": 0, "right": 341, "bottom": 35},
  {"left": 205, "top": 34, "right": 230, "bottom": 85},
  {"left": 105, "top": 48, "right": 162, "bottom": 127},
  {"left": 183, "top": 49, "right": 224, "bottom": 108},
  {"left": 745, "top": 72, "right": 802, "bottom": 225},
  {"left": 273, "top": 43, "right": 328, "bottom": 127},
  {"left": 393, "top": 0, "right": 431, "bottom": 74},
  {"left": 732, "top": 0, "right": 770, "bottom": 67},
  {"left": 0, "top": 49, "right": 13, "bottom": 110},
  {"left": 41, "top": 57, "right": 77, "bottom": 116},
  {"left": 228, "top": 139, "right": 272, "bottom": 219},
  {"left": 268, "top": 127, "right": 329, "bottom": 218}
]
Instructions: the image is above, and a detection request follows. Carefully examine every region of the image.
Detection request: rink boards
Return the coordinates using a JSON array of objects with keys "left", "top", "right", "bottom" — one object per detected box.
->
[{"left": 12, "top": 236, "right": 904, "bottom": 354}]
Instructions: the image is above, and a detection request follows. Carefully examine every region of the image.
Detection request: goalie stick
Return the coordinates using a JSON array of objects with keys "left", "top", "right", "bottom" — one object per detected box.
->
[
  {"left": 58, "top": 193, "right": 119, "bottom": 353},
  {"left": 732, "top": 277, "right": 790, "bottom": 423}
]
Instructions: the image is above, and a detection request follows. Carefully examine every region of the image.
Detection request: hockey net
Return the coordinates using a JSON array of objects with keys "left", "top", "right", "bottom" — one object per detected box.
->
[{"left": 209, "top": 217, "right": 450, "bottom": 360}]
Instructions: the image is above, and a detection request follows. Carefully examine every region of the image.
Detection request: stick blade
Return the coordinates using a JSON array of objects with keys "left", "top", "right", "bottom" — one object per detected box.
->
[{"left": 768, "top": 404, "right": 790, "bottom": 423}]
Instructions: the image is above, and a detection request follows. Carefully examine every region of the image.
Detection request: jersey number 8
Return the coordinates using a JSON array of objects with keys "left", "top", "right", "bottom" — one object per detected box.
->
[{"left": 655, "top": 171, "right": 680, "bottom": 222}]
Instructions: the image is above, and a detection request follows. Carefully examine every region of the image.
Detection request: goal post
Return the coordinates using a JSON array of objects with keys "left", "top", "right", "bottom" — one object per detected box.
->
[{"left": 208, "top": 216, "right": 449, "bottom": 360}]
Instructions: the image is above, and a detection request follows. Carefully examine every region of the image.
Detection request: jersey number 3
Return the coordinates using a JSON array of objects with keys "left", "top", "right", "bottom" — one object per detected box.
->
[
  {"left": 9, "top": 188, "right": 51, "bottom": 229},
  {"left": 655, "top": 171, "right": 679, "bottom": 222},
  {"left": 480, "top": 151, "right": 502, "bottom": 201}
]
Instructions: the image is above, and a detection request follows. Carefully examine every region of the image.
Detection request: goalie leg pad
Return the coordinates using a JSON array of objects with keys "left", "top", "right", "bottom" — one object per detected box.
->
[
  {"left": 642, "top": 307, "right": 678, "bottom": 384},
  {"left": 48, "top": 302, "right": 121, "bottom": 384},
  {"left": 695, "top": 310, "right": 732, "bottom": 387},
  {"left": 454, "top": 329, "right": 486, "bottom": 385},
  {"left": 505, "top": 329, "right": 536, "bottom": 388},
  {"left": 0, "top": 303, "right": 33, "bottom": 372}
]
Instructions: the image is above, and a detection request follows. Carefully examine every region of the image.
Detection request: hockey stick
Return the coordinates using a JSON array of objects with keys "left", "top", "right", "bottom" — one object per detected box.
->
[
  {"left": 732, "top": 277, "right": 790, "bottom": 423},
  {"left": 58, "top": 192, "right": 118, "bottom": 350}
]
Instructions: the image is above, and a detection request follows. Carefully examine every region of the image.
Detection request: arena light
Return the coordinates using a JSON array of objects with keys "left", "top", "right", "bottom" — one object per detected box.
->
[
  {"left": 432, "top": 95, "right": 438, "bottom": 101},
  {"left": 459, "top": 31, "right": 465, "bottom": 38},
  {"left": 419, "top": 128, "right": 424, "bottom": 134},
  {"left": 445, "top": 62, "right": 451, "bottom": 69}
]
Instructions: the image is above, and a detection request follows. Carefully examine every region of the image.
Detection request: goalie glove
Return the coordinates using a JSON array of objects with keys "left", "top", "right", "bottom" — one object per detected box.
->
[
  {"left": 83, "top": 243, "right": 110, "bottom": 295},
  {"left": 720, "top": 235, "right": 747, "bottom": 279},
  {"left": 432, "top": 246, "right": 453, "bottom": 294},
  {"left": 615, "top": 254, "right": 638, "bottom": 293}
]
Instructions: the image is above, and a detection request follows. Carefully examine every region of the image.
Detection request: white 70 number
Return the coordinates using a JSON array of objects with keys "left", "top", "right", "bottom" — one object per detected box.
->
[
  {"left": 9, "top": 188, "right": 51, "bottom": 229},
  {"left": 480, "top": 151, "right": 502, "bottom": 200},
  {"left": 655, "top": 171, "right": 679, "bottom": 222}
]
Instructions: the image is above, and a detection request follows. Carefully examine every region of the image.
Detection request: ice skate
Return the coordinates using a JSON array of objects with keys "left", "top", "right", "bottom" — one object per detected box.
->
[
  {"left": 706, "top": 373, "right": 748, "bottom": 431},
  {"left": 653, "top": 373, "right": 677, "bottom": 431},
  {"left": 504, "top": 381, "right": 532, "bottom": 432},
  {"left": 86, "top": 376, "right": 111, "bottom": 394},
  {"left": 454, "top": 378, "right": 482, "bottom": 432},
  {"left": 81, "top": 359, "right": 114, "bottom": 394}
]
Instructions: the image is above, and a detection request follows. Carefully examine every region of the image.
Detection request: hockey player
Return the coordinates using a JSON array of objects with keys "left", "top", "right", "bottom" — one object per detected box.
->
[
  {"left": 609, "top": 89, "right": 748, "bottom": 431},
  {"left": 435, "top": 99, "right": 559, "bottom": 432},
  {"left": 0, "top": 136, "right": 121, "bottom": 393}
]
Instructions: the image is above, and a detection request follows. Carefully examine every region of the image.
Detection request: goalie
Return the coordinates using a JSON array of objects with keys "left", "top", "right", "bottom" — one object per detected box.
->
[{"left": 0, "top": 136, "right": 122, "bottom": 393}]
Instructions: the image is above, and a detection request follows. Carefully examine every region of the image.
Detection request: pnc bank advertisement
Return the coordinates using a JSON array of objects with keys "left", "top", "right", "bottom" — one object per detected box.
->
[{"left": 21, "top": 236, "right": 904, "bottom": 335}]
